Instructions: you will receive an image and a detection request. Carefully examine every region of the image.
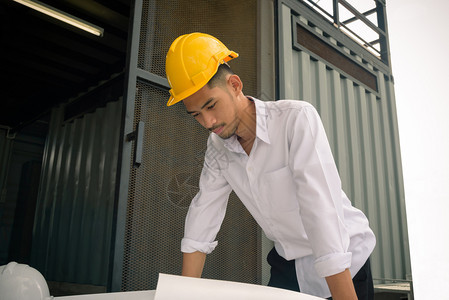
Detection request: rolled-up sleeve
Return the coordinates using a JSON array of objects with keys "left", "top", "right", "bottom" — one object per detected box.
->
[
  {"left": 288, "top": 105, "right": 351, "bottom": 277},
  {"left": 181, "top": 137, "right": 232, "bottom": 254},
  {"left": 181, "top": 238, "right": 218, "bottom": 254}
]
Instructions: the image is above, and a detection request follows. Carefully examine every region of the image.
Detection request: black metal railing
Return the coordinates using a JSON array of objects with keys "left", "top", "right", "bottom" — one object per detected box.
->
[{"left": 303, "top": 0, "right": 390, "bottom": 65}]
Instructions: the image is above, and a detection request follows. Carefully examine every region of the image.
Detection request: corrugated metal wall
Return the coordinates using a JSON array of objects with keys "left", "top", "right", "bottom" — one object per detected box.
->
[
  {"left": 0, "top": 126, "right": 45, "bottom": 265},
  {"left": 0, "top": 129, "right": 14, "bottom": 263},
  {"left": 278, "top": 2, "right": 411, "bottom": 281},
  {"left": 30, "top": 99, "right": 122, "bottom": 286}
]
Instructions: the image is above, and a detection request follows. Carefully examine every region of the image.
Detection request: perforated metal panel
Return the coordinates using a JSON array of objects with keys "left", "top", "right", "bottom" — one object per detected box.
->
[
  {"left": 137, "top": 0, "right": 258, "bottom": 94},
  {"left": 120, "top": 0, "right": 260, "bottom": 291}
]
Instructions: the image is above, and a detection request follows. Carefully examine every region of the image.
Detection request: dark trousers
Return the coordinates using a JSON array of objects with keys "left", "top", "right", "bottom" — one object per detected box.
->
[{"left": 267, "top": 247, "right": 374, "bottom": 300}]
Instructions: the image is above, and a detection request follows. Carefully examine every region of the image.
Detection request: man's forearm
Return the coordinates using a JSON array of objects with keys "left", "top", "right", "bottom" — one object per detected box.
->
[
  {"left": 325, "top": 268, "right": 357, "bottom": 300},
  {"left": 182, "top": 251, "right": 206, "bottom": 277}
]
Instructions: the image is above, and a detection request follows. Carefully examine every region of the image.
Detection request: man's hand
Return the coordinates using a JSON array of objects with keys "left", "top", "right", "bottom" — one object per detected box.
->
[
  {"left": 182, "top": 251, "right": 206, "bottom": 277},
  {"left": 325, "top": 269, "right": 358, "bottom": 300}
]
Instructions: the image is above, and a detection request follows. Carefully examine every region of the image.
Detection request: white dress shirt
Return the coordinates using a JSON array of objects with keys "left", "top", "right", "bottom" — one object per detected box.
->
[{"left": 181, "top": 98, "right": 376, "bottom": 298}]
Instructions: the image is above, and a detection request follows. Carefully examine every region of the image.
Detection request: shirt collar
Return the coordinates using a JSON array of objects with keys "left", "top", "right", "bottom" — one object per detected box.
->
[
  {"left": 251, "top": 97, "right": 271, "bottom": 145},
  {"left": 221, "top": 97, "right": 271, "bottom": 153}
]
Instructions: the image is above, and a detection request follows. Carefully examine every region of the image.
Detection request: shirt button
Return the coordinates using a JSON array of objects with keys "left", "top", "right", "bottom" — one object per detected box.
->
[{"left": 248, "top": 167, "right": 253, "bottom": 172}]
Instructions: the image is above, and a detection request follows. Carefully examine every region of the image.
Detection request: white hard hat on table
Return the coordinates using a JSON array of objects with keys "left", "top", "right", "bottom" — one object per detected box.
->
[{"left": 0, "top": 261, "right": 52, "bottom": 300}]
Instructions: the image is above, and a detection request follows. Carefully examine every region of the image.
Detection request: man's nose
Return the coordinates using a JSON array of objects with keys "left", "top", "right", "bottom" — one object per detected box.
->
[{"left": 203, "top": 112, "right": 217, "bottom": 129}]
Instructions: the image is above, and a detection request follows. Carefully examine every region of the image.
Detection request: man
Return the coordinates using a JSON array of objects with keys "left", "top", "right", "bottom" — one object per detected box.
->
[{"left": 165, "top": 32, "right": 376, "bottom": 300}]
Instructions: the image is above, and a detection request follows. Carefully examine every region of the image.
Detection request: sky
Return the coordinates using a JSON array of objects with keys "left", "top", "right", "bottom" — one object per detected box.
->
[{"left": 387, "top": 0, "right": 449, "bottom": 299}]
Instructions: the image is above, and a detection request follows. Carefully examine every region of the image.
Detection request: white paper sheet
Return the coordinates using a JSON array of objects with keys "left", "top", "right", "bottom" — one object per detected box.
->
[
  {"left": 154, "top": 273, "right": 324, "bottom": 300},
  {"left": 55, "top": 290, "right": 156, "bottom": 300}
]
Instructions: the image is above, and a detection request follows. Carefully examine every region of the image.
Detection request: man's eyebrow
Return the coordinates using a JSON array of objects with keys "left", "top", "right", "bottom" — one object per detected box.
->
[{"left": 186, "top": 98, "right": 215, "bottom": 114}]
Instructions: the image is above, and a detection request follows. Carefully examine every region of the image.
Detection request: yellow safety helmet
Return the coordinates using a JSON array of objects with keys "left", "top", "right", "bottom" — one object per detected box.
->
[{"left": 165, "top": 32, "right": 239, "bottom": 106}]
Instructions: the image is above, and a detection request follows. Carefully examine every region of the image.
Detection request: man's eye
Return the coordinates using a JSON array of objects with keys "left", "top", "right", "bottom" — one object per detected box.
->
[
  {"left": 207, "top": 103, "right": 216, "bottom": 110},
  {"left": 192, "top": 113, "right": 200, "bottom": 118}
]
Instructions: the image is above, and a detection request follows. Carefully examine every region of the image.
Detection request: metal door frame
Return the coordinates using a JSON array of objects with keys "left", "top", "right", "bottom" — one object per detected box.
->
[{"left": 108, "top": 0, "right": 170, "bottom": 291}]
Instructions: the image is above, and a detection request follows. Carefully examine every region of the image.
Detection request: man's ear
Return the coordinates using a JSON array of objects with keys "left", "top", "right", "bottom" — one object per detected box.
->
[{"left": 227, "top": 74, "right": 243, "bottom": 95}]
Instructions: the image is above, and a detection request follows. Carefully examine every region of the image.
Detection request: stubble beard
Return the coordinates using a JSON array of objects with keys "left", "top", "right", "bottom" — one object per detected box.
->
[
  {"left": 210, "top": 114, "right": 240, "bottom": 140},
  {"left": 210, "top": 88, "right": 241, "bottom": 139}
]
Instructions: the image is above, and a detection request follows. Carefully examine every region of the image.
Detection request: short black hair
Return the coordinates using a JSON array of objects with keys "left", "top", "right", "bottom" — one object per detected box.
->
[{"left": 207, "top": 63, "right": 234, "bottom": 88}]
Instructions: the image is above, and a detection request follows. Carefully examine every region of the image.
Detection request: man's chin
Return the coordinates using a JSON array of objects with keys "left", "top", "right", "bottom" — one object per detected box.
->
[
  {"left": 212, "top": 123, "right": 237, "bottom": 139},
  {"left": 220, "top": 133, "right": 235, "bottom": 139},
  {"left": 217, "top": 129, "right": 236, "bottom": 140}
]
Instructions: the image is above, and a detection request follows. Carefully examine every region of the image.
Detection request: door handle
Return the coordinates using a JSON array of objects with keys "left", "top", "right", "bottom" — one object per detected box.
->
[{"left": 126, "top": 121, "right": 145, "bottom": 167}]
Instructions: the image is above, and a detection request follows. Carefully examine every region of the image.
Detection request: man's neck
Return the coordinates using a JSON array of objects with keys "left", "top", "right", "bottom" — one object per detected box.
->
[{"left": 235, "top": 96, "right": 256, "bottom": 154}]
